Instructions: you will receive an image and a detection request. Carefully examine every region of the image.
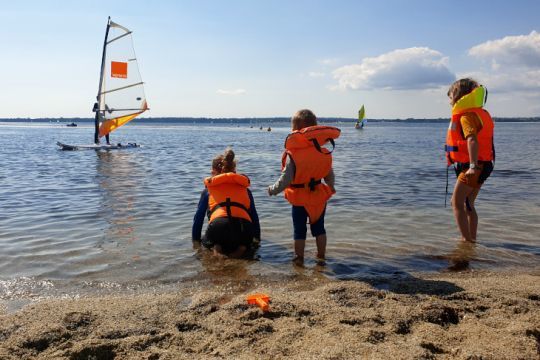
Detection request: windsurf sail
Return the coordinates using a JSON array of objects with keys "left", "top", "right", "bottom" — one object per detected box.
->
[
  {"left": 358, "top": 105, "right": 365, "bottom": 122},
  {"left": 355, "top": 105, "right": 366, "bottom": 128},
  {"left": 94, "top": 17, "right": 148, "bottom": 143}
]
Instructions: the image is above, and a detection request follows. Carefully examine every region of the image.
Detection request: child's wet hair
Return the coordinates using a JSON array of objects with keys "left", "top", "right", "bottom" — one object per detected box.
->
[
  {"left": 212, "top": 148, "right": 236, "bottom": 174},
  {"left": 292, "top": 109, "right": 317, "bottom": 130},
  {"left": 448, "top": 78, "right": 479, "bottom": 105}
]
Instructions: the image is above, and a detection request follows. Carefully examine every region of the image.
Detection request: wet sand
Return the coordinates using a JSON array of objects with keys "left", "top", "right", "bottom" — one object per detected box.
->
[{"left": 1, "top": 270, "right": 539, "bottom": 359}]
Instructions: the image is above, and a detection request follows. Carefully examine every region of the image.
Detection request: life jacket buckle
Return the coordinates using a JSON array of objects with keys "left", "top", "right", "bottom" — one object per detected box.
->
[
  {"left": 290, "top": 179, "right": 321, "bottom": 191},
  {"left": 308, "top": 178, "right": 319, "bottom": 191}
]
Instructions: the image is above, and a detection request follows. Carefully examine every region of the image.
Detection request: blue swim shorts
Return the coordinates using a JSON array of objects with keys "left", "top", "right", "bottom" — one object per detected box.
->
[{"left": 292, "top": 205, "right": 326, "bottom": 240}]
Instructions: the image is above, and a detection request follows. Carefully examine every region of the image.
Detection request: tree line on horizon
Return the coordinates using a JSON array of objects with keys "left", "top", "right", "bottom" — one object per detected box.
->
[{"left": 2, "top": 117, "right": 539, "bottom": 123}]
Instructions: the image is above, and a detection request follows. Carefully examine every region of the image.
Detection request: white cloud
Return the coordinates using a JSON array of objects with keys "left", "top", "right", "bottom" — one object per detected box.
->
[
  {"left": 467, "top": 31, "right": 540, "bottom": 93},
  {"left": 308, "top": 72, "right": 326, "bottom": 78},
  {"left": 462, "top": 69, "right": 540, "bottom": 93},
  {"left": 332, "top": 47, "right": 455, "bottom": 91},
  {"left": 216, "top": 88, "right": 246, "bottom": 95},
  {"left": 469, "top": 31, "right": 540, "bottom": 68}
]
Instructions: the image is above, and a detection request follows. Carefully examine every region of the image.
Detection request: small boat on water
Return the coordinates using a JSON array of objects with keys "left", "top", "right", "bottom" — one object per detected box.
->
[
  {"left": 66, "top": 122, "right": 77, "bottom": 127},
  {"left": 355, "top": 105, "right": 367, "bottom": 129}
]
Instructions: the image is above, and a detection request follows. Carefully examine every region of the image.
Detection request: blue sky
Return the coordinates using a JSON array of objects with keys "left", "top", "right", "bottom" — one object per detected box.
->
[{"left": 1, "top": 0, "right": 539, "bottom": 119}]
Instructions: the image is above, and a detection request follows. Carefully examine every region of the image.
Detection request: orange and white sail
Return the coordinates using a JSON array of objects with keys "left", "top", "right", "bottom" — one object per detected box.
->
[{"left": 98, "top": 20, "right": 148, "bottom": 138}]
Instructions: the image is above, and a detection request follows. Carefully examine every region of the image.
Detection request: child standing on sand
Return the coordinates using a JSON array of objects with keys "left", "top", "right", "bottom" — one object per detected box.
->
[
  {"left": 268, "top": 109, "right": 340, "bottom": 265},
  {"left": 192, "top": 148, "right": 261, "bottom": 258},
  {"left": 445, "top": 78, "right": 495, "bottom": 242}
]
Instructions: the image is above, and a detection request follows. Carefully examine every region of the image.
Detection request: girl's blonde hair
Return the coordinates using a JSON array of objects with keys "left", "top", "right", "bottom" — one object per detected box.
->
[
  {"left": 212, "top": 148, "right": 236, "bottom": 174},
  {"left": 447, "top": 78, "right": 479, "bottom": 105},
  {"left": 291, "top": 109, "right": 317, "bottom": 131}
]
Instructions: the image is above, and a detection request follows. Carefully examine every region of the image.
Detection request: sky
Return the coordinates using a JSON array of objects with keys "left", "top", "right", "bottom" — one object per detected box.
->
[{"left": 1, "top": 0, "right": 539, "bottom": 119}]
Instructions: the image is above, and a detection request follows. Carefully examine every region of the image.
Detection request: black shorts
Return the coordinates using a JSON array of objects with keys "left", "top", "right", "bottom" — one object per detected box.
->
[
  {"left": 202, "top": 217, "right": 254, "bottom": 254},
  {"left": 454, "top": 161, "right": 494, "bottom": 187}
]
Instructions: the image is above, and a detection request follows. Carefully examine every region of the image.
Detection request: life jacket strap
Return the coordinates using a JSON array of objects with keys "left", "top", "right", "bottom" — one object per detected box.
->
[
  {"left": 445, "top": 145, "right": 458, "bottom": 166},
  {"left": 311, "top": 138, "right": 335, "bottom": 154},
  {"left": 290, "top": 178, "right": 322, "bottom": 191},
  {"left": 445, "top": 165, "right": 449, "bottom": 208},
  {"left": 208, "top": 197, "right": 250, "bottom": 219}
]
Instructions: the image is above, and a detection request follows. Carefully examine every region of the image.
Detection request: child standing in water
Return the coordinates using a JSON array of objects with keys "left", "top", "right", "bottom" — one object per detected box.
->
[
  {"left": 446, "top": 78, "right": 495, "bottom": 242},
  {"left": 192, "top": 148, "right": 260, "bottom": 258},
  {"left": 268, "top": 109, "right": 340, "bottom": 265}
]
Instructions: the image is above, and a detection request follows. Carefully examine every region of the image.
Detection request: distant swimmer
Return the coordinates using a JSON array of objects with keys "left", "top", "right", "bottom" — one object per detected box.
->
[{"left": 445, "top": 78, "right": 494, "bottom": 243}]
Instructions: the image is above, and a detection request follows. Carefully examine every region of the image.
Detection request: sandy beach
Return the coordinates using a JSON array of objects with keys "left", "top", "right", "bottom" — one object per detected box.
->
[{"left": 1, "top": 269, "right": 538, "bottom": 359}]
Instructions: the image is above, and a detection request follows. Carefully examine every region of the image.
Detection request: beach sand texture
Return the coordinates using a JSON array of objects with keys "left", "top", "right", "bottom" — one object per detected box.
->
[{"left": 1, "top": 271, "right": 538, "bottom": 359}]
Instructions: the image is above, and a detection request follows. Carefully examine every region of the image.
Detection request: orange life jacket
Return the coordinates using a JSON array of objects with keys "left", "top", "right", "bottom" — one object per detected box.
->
[
  {"left": 281, "top": 125, "right": 341, "bottom": 223},
  {"left": 204, "top": 173, "right": 252, "bottom": 223},
  {"left": 445, "top": 86, "right": 494, "bottom": 165}
]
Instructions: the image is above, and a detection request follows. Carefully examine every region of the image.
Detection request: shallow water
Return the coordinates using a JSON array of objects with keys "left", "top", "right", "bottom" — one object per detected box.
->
[{"left": 0, "top": 120, "right": 539, "bottom": 304}]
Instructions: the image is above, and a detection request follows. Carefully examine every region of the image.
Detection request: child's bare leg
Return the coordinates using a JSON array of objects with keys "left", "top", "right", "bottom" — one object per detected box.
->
[
  {"left": 315, "top": 234, "right": 327, "bottom": 259},
  {"left": 294, "top": 239, "right": 305, "bottom": 264},
  {"left": 451, "top": 181, "right": 475, "bottom": 242},
  {"left": 466, "top": 188, "right": 480, "bottom": 240}
]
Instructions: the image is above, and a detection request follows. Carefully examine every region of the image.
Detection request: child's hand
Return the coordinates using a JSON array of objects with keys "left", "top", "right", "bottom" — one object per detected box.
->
[
  {"left": 267, "top": 186, "right": 273, "bottom": 196},
  {"left": 465, "top": 168, "right": 478, "bottom": 178}
]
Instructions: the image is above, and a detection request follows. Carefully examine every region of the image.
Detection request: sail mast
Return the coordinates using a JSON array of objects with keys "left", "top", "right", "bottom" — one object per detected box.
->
[{"left": 94, "top": 17, "right": 112, "bottom": 144}]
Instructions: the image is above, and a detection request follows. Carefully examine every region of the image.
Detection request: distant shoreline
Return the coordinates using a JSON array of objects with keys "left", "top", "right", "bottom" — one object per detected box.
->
[{"left": 1, "top": 117, "right": 540, "bottom": 124}]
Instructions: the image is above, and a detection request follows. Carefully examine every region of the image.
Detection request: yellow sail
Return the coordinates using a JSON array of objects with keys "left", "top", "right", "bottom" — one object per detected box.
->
[
  {"left": 99, "top": 101, "right": 148, "bottom": 137},
  {"left": 358, "top": 105, "right": 365, "bottom": 121},
  {"left": 355, "top": 105, "right": 366, "bottom": 128}
]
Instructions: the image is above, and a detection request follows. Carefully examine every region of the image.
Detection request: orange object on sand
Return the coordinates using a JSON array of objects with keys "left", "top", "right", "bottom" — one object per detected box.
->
[{"left": 246, "top": 293, "right": 270, "bottom": 312}]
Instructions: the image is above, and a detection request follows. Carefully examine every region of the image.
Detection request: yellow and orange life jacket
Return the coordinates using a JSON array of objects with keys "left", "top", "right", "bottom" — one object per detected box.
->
[
  {"left": 445, "top": 86, "right": 494, "bottom": 165},
  {"left": 204, "top": 173, "right": 252, "bottom": 223},
  {"left": 281, "top": 125, "right": 341, "bottom": 223}
]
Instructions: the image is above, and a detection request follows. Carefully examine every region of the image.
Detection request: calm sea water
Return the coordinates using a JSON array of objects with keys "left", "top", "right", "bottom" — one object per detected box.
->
[{"left": 1, "top": 121, "right": 539, "bottom": 306}]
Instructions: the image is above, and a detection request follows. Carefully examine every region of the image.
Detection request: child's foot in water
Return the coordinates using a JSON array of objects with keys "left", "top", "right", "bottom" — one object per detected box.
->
[
  {"left": 292, "top": 255, "right": 304, "bottom": 266},
  {"left": 316, "top": 256, "right": 326, "bottom": 266}
]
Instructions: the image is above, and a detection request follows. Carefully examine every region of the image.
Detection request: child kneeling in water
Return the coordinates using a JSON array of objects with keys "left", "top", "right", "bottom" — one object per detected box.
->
[
  {"left": 268, "top": 109, "right": 340, "bottom": 265},
  {"left": 192, "top": 148, "right": 261, "bottom": 258}
]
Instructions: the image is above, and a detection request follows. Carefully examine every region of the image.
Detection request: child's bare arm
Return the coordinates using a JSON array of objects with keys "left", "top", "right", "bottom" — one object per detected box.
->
[{"left": 324, "top": 168, "right": 335, "bottom": 193}]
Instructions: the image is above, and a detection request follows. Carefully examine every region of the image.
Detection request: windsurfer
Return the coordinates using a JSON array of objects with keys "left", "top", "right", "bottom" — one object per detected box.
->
[
  {"left": 355, "top": 105, "right": 366, "bottom": 129},
  {"left": 58, "top": 18, "right": 146, "bottom": 150},
  {"left": 93, "top": 102, "right": 110, "bottom": 145}
]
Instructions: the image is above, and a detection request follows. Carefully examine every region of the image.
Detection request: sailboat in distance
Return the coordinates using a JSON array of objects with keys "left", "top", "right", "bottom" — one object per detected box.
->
[
  {"left": 355, "top": 105, "right": 366, "bottom": 129},
  {"left": 58, "top": 17, "right": 148, "bottom": 150}
]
